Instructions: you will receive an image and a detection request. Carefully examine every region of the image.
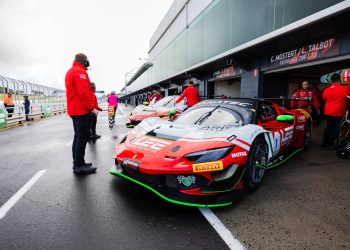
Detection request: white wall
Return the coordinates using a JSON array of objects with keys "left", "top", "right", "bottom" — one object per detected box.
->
[
  {"left": 149, "top": 0, "right": 213, "bottom": 61},
  {"left": 187, "top": 0, "right": 213, "bottom": 24}
]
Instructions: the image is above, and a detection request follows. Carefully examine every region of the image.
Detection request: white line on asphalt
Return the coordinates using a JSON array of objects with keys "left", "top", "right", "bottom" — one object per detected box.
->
[
  {"left": 66, "top": 139, "right": 73, "bottom": 146},
  {"left": 0, "top": 170, "right": 47, "bottom": 219},
  {"left": 198, "top": 207, "right": 246, "bottom": 250}
]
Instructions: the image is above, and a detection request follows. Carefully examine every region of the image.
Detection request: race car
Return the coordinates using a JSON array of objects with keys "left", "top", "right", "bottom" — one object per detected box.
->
[
  {"left": 126, "top": 95, "right": 186, "bottom": 128},
  {"left": 111, "top": 98, "right": 311, "bottom": 207}
]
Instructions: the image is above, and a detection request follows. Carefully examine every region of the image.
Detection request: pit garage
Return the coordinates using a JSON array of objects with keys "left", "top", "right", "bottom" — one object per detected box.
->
[{"left": 262, "top": 56, "right": 350, "bottom": 99}]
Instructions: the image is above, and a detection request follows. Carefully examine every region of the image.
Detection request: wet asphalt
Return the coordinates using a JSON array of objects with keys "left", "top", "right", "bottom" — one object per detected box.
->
[
  {"left": 0, "top": 105, "right": 228, "bottom": 250},
  {"left": 0, "top": 104, "right": 349, "bottom": 249},
  {"left": 214, "top": 123, "right": 350, "bottom": 249}
]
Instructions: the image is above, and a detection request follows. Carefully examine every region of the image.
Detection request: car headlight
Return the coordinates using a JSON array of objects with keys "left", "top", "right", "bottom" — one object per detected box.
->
[{"left": 184, "top": 146, "right": 233, "bottom": 163}]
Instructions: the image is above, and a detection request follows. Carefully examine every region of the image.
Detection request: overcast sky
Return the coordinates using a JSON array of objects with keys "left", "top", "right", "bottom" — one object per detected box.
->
[{"left": 0, "top": 0, "right": 173, "bottom": 93}]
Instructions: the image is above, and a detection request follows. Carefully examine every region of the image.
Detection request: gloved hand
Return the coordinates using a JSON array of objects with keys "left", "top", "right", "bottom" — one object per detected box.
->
[{"left": 91, "top": 109, "right": 100, "bottom": 116}]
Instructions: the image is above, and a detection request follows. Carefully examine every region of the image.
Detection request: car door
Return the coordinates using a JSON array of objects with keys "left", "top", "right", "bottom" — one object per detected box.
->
[{"left": 258, "top": 101, "right": 294, "bottom": 156}]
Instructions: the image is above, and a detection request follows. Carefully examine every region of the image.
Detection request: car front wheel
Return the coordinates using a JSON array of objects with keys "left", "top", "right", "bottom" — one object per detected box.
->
[{"left": 243, "top": 137, "right": 268, "bottom": 190}]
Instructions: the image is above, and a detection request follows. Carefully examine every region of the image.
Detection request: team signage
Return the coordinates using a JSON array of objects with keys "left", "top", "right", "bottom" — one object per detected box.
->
[
  {"left": 268, "top": 37, "right": 339, "bottom": 68},
  {"left": 210, "top": 66, "right": 241, "bottom": 81}
]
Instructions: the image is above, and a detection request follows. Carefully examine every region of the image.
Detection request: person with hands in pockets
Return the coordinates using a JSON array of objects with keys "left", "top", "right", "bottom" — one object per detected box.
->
[{"left": 65, "top": 53, "right": 99, "bottom": 175}]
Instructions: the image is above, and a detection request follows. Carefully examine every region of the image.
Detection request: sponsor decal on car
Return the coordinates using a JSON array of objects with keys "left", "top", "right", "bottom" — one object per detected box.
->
[
  {"left": 265, "top": 126, "right": 294, "bottom": 156},
  {"left": 131, "top": 137, "right": 171, "bottom": 151},
  {"left": 177, "top": 175, "right": 196, "bottom": 187},
  {"left": 192, "top": 161, "right": 223, "bottom": 173},
  {"left": 298, "top": 116, "right": 306, "bottom": 122},
  {"left": 296, "top": 125, "right": 304, "bottom": 130},
  {"left": 232, "top": 151, "right": 247, "bottom": 158}
]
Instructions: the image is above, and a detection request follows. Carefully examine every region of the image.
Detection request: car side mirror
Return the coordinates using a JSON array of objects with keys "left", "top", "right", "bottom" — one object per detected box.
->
[
  {"left": 276, "top": 115, "right": 294, "bottom": 122},
  {"left": 143, "top": 102, "right": 149, "bottom": 106}
]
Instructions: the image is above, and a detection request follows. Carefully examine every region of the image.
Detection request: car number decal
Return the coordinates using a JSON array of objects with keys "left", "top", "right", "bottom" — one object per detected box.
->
[
  {"left": 131, "top": 137, "right": 171, "bottom": 151},
  {"left": 265, "top": 126, "right": 294, "bottom": 156}
]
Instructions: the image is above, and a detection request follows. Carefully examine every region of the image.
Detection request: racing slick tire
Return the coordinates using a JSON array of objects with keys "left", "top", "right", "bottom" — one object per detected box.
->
[
  {"left": 243, "top": 137, "right": 268, "bottom": 190},
  {"left": 304, "top": 119, "right": 312, "bottom": 149}
]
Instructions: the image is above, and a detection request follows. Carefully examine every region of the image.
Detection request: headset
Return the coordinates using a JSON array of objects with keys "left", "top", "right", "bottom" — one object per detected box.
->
[{"left": 84, "top": 60, "right": 90, "bottom": 69}]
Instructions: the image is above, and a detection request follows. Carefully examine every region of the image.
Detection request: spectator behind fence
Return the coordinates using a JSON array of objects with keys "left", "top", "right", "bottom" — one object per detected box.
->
[
  {"left": 322, "top": 73, "right": 350, "bottom": 151},
  {"left": 65, "top": 53, "right": 98, "bottom": 175},
  {"left": 23, "top": 96, "right": 30, "bottom": 121},
  {"left": 3, "top": 90, "right": 14, "bottom": 118},
  {"left": 90, "top": 82, "right": 102, "bottom": 139}
]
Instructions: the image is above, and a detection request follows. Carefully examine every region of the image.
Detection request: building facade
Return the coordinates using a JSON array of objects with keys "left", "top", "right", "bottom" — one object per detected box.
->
[{"left": 120, "top": 0, "right": 350, "bottom": 105}]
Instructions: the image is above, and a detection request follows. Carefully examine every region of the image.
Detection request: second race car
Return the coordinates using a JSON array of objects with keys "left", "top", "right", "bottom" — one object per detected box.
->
[
  {"left": 126, "top": 95, "right": 186, "bottom": 128},
  {"left": 111, "top": 98, "right": 311, "bottom": 207}
]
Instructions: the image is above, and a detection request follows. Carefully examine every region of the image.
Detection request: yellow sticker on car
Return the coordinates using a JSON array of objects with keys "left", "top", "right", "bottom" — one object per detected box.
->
[{"left": 192, "top": 161, "right": 223, "bottom": 173}]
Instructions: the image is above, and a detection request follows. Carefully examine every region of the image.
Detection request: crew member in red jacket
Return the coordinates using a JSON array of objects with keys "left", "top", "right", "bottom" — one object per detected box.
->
[
  {"left": 148, "top": 90, "right": 163, "bottom": 103},
  {"left": 291, "top": 81, "right": 320, "bottom": 114},
  {"left": 90, "top": 82, "right": 102, "bottom": 140},
  {"left": 322, "top": 73, "right": 350, "bottom": 150},
  {"left": 176, "top": 81, "right": 200, "bottom": 108},
  {"left": 65, "top": 53, "right": 98, "bottom": 174}
]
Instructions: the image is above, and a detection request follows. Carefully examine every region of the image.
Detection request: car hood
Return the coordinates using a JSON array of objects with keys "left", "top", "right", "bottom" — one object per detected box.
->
[{"left": 124, "top": 117, "right": 254, "bottom": 158}]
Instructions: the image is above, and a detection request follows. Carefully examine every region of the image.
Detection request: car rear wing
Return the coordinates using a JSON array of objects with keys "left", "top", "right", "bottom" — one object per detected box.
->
[{"left": 320, "top": 68, "right": 350, "bottom": 84}]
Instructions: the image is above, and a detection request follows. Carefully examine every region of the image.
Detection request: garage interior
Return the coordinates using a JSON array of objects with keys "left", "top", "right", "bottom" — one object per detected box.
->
[{"left": 262, "top": 57, "right": 350, "bottom": 141}]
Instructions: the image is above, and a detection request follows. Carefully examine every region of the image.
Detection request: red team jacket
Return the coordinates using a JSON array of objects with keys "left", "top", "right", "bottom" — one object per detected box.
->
[
  {"left": 291, "top": 88, "right": 320, "bottom": 113},
  {"left": 176, "top": 85, "right": 200, "bottom": 107},
  {"left": 92, "top": 90, "right": 102, "bottom": 111},
  {"left": 148, "top": 93, "right": 163, "bottom": 103},
  {"left": 323, "top": 83, "right": 350, "bottom": 117},
  {"left": 65, "top": 62, "right": 94, "bottom": 116}
]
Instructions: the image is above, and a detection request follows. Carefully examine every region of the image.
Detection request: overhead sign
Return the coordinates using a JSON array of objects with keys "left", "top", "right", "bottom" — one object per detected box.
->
[
  {"left": 210, "top": 66, "right": 241, "bottom": 81},
  {"left": 268, "top": 37, "right": 339, "bottom": 68}
]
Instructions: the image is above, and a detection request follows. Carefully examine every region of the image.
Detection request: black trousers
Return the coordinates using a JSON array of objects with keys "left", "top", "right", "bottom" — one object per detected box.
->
[
  {"left": 322, "top": 116, "right": 342, "bottom": 146},
  {"left": 5, "top": 105, "right": 14, "bottom": 118},
  {"left": 71, "top": 114, "right": 91, "bottom": 166},
  {"left": 90, "top": 113, "right": 97, "bottom": 135}
]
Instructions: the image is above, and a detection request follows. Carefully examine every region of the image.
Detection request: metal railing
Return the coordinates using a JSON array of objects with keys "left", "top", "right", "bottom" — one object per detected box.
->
[{"left": 0, "top": 75, "right": 66, "bottom": 105}]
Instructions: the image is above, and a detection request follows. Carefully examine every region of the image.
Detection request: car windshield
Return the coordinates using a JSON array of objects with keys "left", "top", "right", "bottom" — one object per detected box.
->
[
  {"left": 174, "top": 106, "right": 243, "bottom": 126},
  {"left": 152, "top": 96, "right": 182, "bottom": 108}
]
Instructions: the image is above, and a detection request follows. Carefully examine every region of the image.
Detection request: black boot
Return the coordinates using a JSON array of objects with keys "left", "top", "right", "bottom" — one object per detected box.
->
[
  {"left": 73, "top": 164, "right": 97, "bottom": 175},
  {"left": 90, "top": 134, "right": 101, "bottom": 139}
]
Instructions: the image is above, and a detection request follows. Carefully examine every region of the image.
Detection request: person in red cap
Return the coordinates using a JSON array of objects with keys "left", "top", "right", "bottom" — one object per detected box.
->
[
  {"left": 322, "top": 73, "right": 350, "bottom": 150},
  {"left": 176, "top": 81, "right": 200, "bottom": 108},
  {"left": 65, "top": 53, "right": 99, "bottom": 174}
]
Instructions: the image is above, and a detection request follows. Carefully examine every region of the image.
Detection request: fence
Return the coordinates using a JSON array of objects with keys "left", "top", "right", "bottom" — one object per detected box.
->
[
  {"left": 0, "top": 75, "right": 66, "bottom": 128},
  {"left": 0, "top": 75, "right": 66, "bottom": 105}
]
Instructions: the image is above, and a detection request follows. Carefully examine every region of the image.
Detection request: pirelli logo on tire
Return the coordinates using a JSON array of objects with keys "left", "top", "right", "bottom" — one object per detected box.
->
[{"left": 192, "top": 161, "right": 223, "bottom": 173}]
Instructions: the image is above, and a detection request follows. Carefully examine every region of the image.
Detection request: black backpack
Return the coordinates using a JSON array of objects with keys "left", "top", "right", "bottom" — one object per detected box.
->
[{"left": 337, "top": 140, "right": 350, "bottom": 159}]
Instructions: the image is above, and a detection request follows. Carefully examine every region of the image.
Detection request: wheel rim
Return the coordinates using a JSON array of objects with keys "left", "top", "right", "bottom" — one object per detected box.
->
[{"left": 250, "top": 143, "right": 267, "bottom": 185}]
